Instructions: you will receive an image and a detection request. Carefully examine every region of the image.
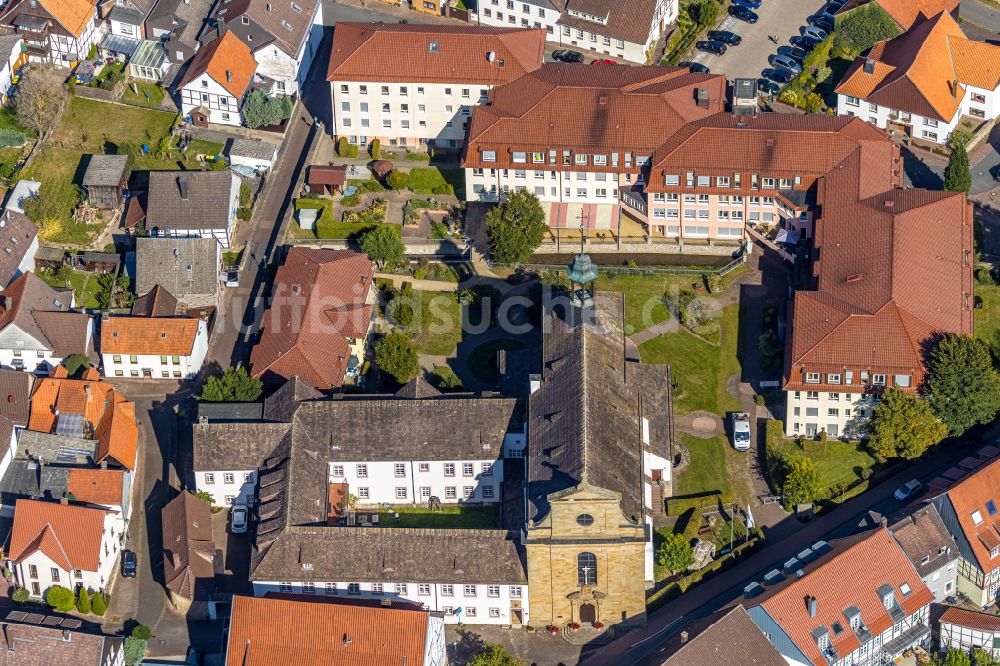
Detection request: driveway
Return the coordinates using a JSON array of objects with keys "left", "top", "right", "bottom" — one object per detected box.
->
[{"left": 690, "top": 0, "right": 827, "bottom": 79}]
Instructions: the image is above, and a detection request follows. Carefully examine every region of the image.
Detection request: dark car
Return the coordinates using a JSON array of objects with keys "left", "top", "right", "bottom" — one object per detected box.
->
[
  {"left": 696, "top": 40, "right": 727, "bottom": 55},
  {"left": 728, "top": 6, "right": 759, "bottom": 22},
  {"left": 552, "top": 49, "right": 584, "bottom": 63},
  {"left": 808, "top": 14, "right": 835, "bottom": 31},
  {"left": 763, "top": 67, "right": 793, "bottom": 84},
  {"left": 758, "top": 79, "right": 781, "bottom": 95},
  {"left": 778, "top": 45, "right": 808, "bottom": 60},
  {"left": 732, "top": 0, "right": 762, "bottom": 9},
  {"left": 679, "top": 61, "right": 711, "bottom": 74},
  {"left": 708, "top": 30, "right": 742, "bottom": 45},
  {"left": 121, "top": 550, "right": 137, "bottom": 578},
  {"left": 791, "top": 35, "right": 820, "bottom": 49}
]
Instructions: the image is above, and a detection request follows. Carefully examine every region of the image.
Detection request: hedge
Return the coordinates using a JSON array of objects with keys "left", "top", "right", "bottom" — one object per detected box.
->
[
  {"left": 666, "top": 492, "right": 734, "bottom": 516},
  {"left": 832, "top": 2, "right": 900, "bottom": 59}
]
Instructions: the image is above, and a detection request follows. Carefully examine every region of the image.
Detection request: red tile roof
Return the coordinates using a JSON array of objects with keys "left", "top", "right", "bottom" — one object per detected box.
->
[
  {"left": 225, "top": 595, "right": 430, "bottom": 666},
  {"left": 835, "top": 11, "right": 1000, "bottom": 122},
  {"left": 327, "top": 23, "right": 545, "bottom": 85},
  {"left": 939, "top": 606, "right": 1000, "bottom": 632},
  {"left": 464, "top": 64, "right": 726, "bottom": 170},
  {"left": 942, "top": 457, "right": 1000, "bottom": 574},
  {"left": 100, "top": 316, "right": 200, "bottom": 355},
  {"left": 67, "top": 468, "right": 125, "bottom": 506},
  {"left": 784, "top": 147, "right": 973, "bottom": 391},
  {"left": 250, "top": 248, "right": 374, "bottom": 391},
  {"left": 178, "top": 32, "right": 257, "bottom": 98},
  {"left": 94, "top": 396, "right": 138, "bottom": 471},
  {"left": 9, "top": 499, "right": 110, "bottom": 572},
  {"left": 757, "top": 529, "right": 933, "bottom": 666}
]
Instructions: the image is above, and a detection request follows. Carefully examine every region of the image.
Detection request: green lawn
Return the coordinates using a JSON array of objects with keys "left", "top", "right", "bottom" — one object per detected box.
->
[
  {"left": 595, "top": 274, "right": 675, "bottom": 334},
  {"left": 407, "top": 167, "right": 464, "bottom": 198},
  {"left": 0, "top": 108, "right": 35, "bottom": 137},
  {"left": 639, "top": 303, "right": 742, "bottom": 415},
  {"left": 53, "top": 97, "right": 176, "bottom": 153},
  {"left": 119, "top": 82, "right": 166, "bottom": 109},
  {"left": 37, "top": 267, "right": 104, "bottom": 309},
  {"left": 675, "top": 434, "right": 733, "bottom": 497},
  {"left": 87, "top": 62, "right": 125, "bottom": 89},
  {"left": 412, "top": 290, "right": 464, "bottom": 356},
  {"left": 377, "top": 505, "right": 498, "bottom": 528},
  {"left": 767, "top": 432, "right": 878, "bottom": 491},
  {"left": 20, "top": 146, "right": 97, "bottom": 246},
  {"left": 975, "top": 282, "right": 1000, "bottom": 357}
]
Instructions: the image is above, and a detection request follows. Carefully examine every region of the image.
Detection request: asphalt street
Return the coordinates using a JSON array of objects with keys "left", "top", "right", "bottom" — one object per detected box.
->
[
  {"left": 690, "top": 0, "right": 827, "bottom": 80},
  {"left": 960, "top": 0, "right": 1000, "bottom": 34}
]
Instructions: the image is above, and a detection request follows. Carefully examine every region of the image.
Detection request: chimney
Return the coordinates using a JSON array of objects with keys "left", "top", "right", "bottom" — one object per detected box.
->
[
  {"left": 680, "top": 630, "right": 689, "bottom": 644},
  {"left": 880, "top": 514, "right": 888, "bottom": 529},
  {"left": 177, "top": 176, "right": 188, "bottom": 200},
  {"left": 226, "top": 69, "right": 233, "bottom": 84},
  {"left": 863, "top": 59, "right": 875, "bottom": 74},
  {"left": 59, "top": 497, "right": 68, "bottom": 505},
  {"left": 217, "top": 16, "right": 224, "bottom": 38},
  {"left": 100, "top": 459, "right": 108, "bottom": 470},
  {"left": 807, "top": 596, "right": 817, "bottom": 617},
  {"left": 883, "top": 199, "right": 894, "bottom": 209}
]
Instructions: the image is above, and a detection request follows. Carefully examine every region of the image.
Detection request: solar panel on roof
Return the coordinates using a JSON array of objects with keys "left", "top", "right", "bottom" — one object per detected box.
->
[
  {"left": 23, "top": 614, "right": 44, "bottom": 624},
  {"left": 5, "top": 611, "right": 26, "bottom": 622},
  {"left": 42, "top": 616, "right": 61, "bottom": 626},
  {"left": 54, "top": 413, "right": 85, "bottom": 439},
  {"left": 60, "top": 618, "right": 82, "bottom": 629}
]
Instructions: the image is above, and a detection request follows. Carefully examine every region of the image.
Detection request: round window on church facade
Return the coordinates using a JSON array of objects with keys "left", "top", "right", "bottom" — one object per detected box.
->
[{"left": 576, "top": 513, "right": 594, "bottom": 526}]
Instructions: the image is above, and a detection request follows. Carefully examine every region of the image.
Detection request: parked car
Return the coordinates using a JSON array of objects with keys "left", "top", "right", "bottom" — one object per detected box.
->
[
  {"left": 758, "top": 79, "right": 782, "bottom": 95},
  {"left": 121, "top": 550, "right": 137, "bottom": 578},
  {"left": 697, "top": 40, "right": 727, "bottom": 55},
  {"left": 791, "top": 35, "right": 820, "bottom": 49},
  {"left": 778, "top": 45, "right": 808, "bottom": 61},
  {"left": 590, "top": 58, "right": 618, "bottom": 65},
  {"left": 679, "top": 61, "right": 711, "bottom": 74},
  {"left": 732, "top": 0, "right": 762, "bottom": 9},
  {"left": 803, "top": 25, "right": 829, "bottom": 41},
  {"left": 231, "top": 504, "right": 249, "bottom": 534},
  {"left": 731, "top": 412, "right": 751, "bottom": 452},
  {"left": 728, "top": 5, "right": 759, "bottom": 22},
  {"left": 772, "top": 54, "right": 803, "bottom": 74},
  {"left": 552, "top": 49, "right": 584, "bottom": 63},
  {"left": 708, "top": 30, "right": 742, "bottom": 45},
  {"left": 894, "top": 479, "right": 923, "bottom": 502},
  {"left": 225, "top": 269, "right": 239, "bottom": 288},
  {"left": 763, "top": 67, "right": 794, "bottom": 84},
  {"left": 809, "top": 14, "right": 835, "bottom": 31}
]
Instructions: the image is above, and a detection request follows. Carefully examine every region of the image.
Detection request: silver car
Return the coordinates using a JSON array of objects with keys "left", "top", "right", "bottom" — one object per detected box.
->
[
  {"left": 772, "top": 55, "right": 803, "bottom": 75},
  {"left": 803, "top": 25, "right": 828, "bottom": 41}
]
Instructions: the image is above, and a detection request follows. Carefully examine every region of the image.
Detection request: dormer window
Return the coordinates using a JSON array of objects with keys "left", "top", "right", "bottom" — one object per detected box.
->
[
  {"left": 241, "top": 15, "right": 249, "bottom": 23},
  {"left": 883, "top": 592, "right": 893, "bottom": 610}
]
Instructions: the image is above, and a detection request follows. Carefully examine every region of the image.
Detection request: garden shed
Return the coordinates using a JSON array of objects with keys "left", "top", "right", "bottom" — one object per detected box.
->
[
  {"left": 82, "top": 155, "right": 128, "bottom": 210},
  {"left": 307, "top": 165, "right": 347, "bottom": 194}
]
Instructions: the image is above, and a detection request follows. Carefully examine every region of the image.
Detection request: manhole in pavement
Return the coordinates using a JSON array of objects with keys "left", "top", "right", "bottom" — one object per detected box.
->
[{"left": 691, "top": 416, "right": 717, "bottom": 432}]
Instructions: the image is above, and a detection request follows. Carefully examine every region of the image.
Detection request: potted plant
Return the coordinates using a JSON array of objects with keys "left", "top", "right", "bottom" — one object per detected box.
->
[
  {"left": 568, "top": 622, "right": 581, "bottom": 632},
  {"left": 546, "top": 625, "right": 559, "bottom": 635},
  {"left": 593, "top": 621, "right": 605, "bottom": 630}
]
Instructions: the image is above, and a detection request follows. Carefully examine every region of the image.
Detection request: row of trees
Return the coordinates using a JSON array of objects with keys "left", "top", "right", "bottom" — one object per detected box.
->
[{"left": 17, "top": 584, "right": 110, "bottom": 616}]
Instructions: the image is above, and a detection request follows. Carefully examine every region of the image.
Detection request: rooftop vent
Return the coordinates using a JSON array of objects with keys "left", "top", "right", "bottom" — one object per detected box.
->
[
  {"left": 863, "top": 59, "right": 875, "bottom": 74},
  {"left": 599, "top": 95, "right": 608, "bottom": 105},
  {"left": 226, "top": 69, "right": 232, "bottom": 83},
  {"left": 807, "top": 596, "right": 817, "bottom": 617},
  {"left": 695, "top": 87, "right": 710, "bottom": 109},
  {"left": 766, "top": 137, "right": 774, "bottom": 148}
]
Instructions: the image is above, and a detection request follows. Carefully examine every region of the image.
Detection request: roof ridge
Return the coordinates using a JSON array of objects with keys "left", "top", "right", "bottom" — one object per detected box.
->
[{"left": 578, "top": 325, "right": 589, "bottom": 485}]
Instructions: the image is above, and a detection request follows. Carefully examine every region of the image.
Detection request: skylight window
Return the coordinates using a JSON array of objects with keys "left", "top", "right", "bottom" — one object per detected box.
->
[
  {"left": 973, "top": 510, "right": 985, "bottom": 526},
  {"left": 988, "top": 500, "right": 998, "bottom": 516},
  {"left": 900, "top": 583, "right": 911, "bottom": 597},
  {"left": 428, "top": 41, "right": 440, "bottom": 53}
]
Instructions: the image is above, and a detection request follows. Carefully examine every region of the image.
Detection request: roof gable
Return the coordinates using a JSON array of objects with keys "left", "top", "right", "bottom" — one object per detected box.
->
[
  {"left": 9, "top": 499, "right": 109, "bottom": 571},
  {"left": 178, "top": 32, "right": 257, "bottom": 97}
]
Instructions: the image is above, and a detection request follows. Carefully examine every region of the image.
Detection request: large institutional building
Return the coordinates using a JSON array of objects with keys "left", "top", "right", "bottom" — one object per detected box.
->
[{"left": 194, "top": 296, "right": 674, "bottom": 628}]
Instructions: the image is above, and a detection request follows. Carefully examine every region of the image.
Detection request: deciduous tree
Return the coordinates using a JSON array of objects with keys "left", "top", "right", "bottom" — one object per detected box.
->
[
  {"left": 866, "top": 388, "right": 946, "bottom": 460},
  {"left": 927, "top": 334, "right": 1000, "bottom": 437},
  {"left": 198, "top": 366, "right": 263, "bottom": 402},
  {"left": 359, "top": 225, "right": 405, "bottom": 269},
  {"left": 468, "top": 644, "right": 522, "bottom": 666},
  {"left": 486, "top": 190, "right": 546, "bottom": 264},
  {"left": 781, "top": 456, "right": 822, "bottom": 509},
  {"left": 374, "top": 331, "right": 418, "bottom": 385},
  {"left": 15, "top": 66, "right": 66, "bottom": 135}
]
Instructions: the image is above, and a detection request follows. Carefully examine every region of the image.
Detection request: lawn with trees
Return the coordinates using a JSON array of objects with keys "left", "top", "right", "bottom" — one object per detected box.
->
[
  {"left": 866, "top": 388, "right": 947, "bottom": 461},
  {"left": 375, "top": 331, "right": 419, "bottom": 385},
  {"left": 926, "top": 334, "right": 1000, "bottom": 437},
  {"left": 198, "top": 367, "right": 263, "bottom": 402},
  {"left": 486, "top": 190, "right": 547, "bottom": 264}
]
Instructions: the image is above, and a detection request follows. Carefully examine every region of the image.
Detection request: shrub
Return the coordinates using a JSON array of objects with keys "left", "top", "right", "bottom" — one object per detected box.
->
[
  {"left": 131, "top": 625, "right": 153, "bottom": 641},
  {"left": 369, "top": 138, "right": 381, "bottom": 160},
  {"left": 237, "top": 207, "right": 252, "bottom": 221},
  {"left": 46, "top": 586, "right": 75, "bottom": 612},
  {"left": 91, "top": 591, "right": 107, "bottom": 616},
  {"left": 977, "top": 267, "right": 995, "bottom": 285},
  {"left": 833, "top": 3, "right": 901, "bottom": 59},
  {"left": 390, "top": 299, "right": 415, "bottom": 329},
  {"left": 815, "top": 66, "right": 832, "bottom": 84},
  {"left": 76, "top": 588, "right": 91, "bottom": 613},
  {"left": 124, "top": 637, "right": 147, "bottom": 665},
  {"left": 192, "top": 490, "right": 214, "bottom": 505},
  {"left": 431, "top": 183, "right": 454, "bottom": 195},
  {"left": 11, "top": 587, "right": 29, "bottom": 603},
  {"left": 337, "top": 137, "right": 359, "bottom": 158},
  {"left": 386, "top": 170, "right": 410, "bottom": 191}
]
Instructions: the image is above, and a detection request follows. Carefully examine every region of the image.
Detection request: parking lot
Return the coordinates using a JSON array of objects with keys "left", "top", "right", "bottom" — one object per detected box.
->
[{"left": 690, "top": 0, "right": 828, "bottom": 80}]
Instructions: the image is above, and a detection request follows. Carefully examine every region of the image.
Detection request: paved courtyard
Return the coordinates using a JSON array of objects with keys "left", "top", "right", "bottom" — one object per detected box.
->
[{"left": 690, "top": 0, "right": 827, "bottom": 80}]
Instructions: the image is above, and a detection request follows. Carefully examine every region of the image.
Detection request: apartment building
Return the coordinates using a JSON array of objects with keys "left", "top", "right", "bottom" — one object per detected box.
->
[
  {"left": 745, "top": 529, "right": 933, "bottom": 666},
  {"left": 474, "top": 0, "right": 677, "bottom": 64},
  {"left": 835, "top": 10, "right": 1000, "bottom": 145},
  {"left": 463, "top": 64, "right": 726, "bottom": 232},
  {"left": 931, "top": 458, "right": 1000, "bottom": 607},
  {"left": 783, "top": 146, "right": 972, "bottom": 438},
  {"left": 327, "top": 24, "right": 545, "bottom": 150}
]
